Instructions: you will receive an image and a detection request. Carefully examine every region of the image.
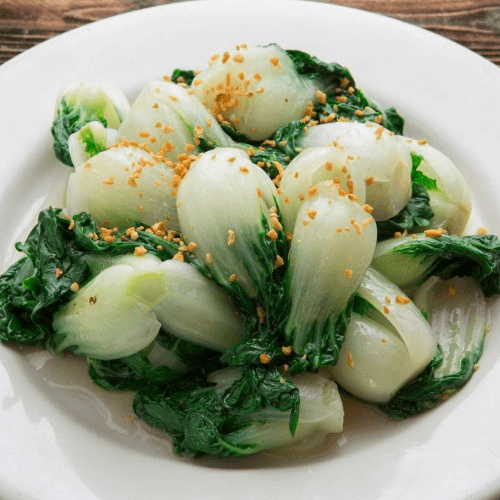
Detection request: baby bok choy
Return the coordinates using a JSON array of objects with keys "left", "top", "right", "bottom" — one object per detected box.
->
[
  {"left": 84, "top": 252, "right": 242, "bottom": 352},
  {"left": 51, "top": 82, "right": 130, "bottom": 166},
  {"left": 379, "top": 276, "right": 487, "bottom": 418},
  {"left": 118, "top": 81, "right": 233, "bottom": 160},
  {"left": 298, "top": 121, "right": 412, "bottom": 221},
  {"left": 327, "top": 267, "right": 437, "bottom": 403},
  {"left": 177, "top": 147, "right": 283, "bottom": 302},
  {"left": 66, "top": 143, "right": 180, "bottom": 231},
  {"left": 87, "top": 331, "right": 221, "bottom": 392},
  {"left": 67, "top": 121, "right": 119, "bottom": 167},
  {"left": 371, "top": 233, "right": 500, "bottom": 297},
  {"left": 133, "top": 367, "right": 343, "bottom": 457},
  {"left": 278, "top": 146, "right": 367, "bottom": 231},
  {"left": 398, "top": 139, "right": 472, "bottom": 235},
  {"left": 53, "top": 252, "right": 242, "bottom": 359},
  {"left": 51, "top": 264, "right": 163, "bottom": 359},
  {"left": 192, "top": 45, "right": 317, "bottom": 141},
  {"left": 285, "top": 180, "right": 377, "bottom": 369}
]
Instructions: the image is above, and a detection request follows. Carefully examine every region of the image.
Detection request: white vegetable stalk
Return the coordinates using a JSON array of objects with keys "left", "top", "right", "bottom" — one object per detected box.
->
[
  {"left": 356, "top": 267, "right": 437, "bottom": 366},
  {"left": 285, "top": 181, "right": 377, "bottom": 355},
  {"left": 208, "top": 369, "right": 343, "bottom": 452},
  {"left": 68, "top": 121, "right": 119, "bottom": 167},
  {"left": 66, "top": 144, "right": 180, "bottom": 231},
  {"left": 330, "top": 266, "right": 437, "bottom": 402},
  {"left": 52, "top": 265, "right": 164, "bottom": 359},
  {"left": 326, "top": 312, "right": 413, "bottom": 403},
  {"left": 153, "top": 260, "right": 242, "bottom": 352},
  {"left": 279, "top": 146, "right": 367, "bottom": 231},
  {"left": 399, "top": 138, "right": 472, "bottom": 235},
  {"left": 371, "top": 235, "right": 436, "bottom": 293},
  {"left": 192, "top": 45, "right": 317, "bottom": 141},
  {"left": 413, "top": 276, "right": 487, "bottom": 378},
  {"left": 142, "top": 340, "right": 189, "bottom": 374},
  {"left": 298, "top": 122, "right": 412, "bottom": 220},
  {"left": 82, "top": 254, "right": 242, "bottom": 352},
  {"left": 56, "top": 82, "right": 130, "bottom": 129},
  {"left": 177, "top": 147, "right": 280, "bottom": 298},
  {"left": 118, "top": 81, "right": 233, "bottom": 160}
]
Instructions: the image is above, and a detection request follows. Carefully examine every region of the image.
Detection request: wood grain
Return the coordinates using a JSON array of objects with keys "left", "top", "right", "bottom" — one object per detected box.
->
[
  {"left": 330, "top": 0, "right": 500, "bottom": 64},
  {"left": 1, "top": 0, "right": 500, "bottom": 65}
]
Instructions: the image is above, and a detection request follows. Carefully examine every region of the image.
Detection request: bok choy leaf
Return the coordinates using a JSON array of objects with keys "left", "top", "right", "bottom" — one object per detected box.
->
[
  {"left": 285, "top": 48, "right": 404, "bottom": 134},
  {"left": 371, "top": 233, "right": 500, "bottom": 297},
  {"left": 279, "top": 146, "right": 367, "bottom": 231},
  {"left": 133, "top": 367, "right": 342, "bottom": 457},
  {"left": 0, "top": 208, "right": 184, "bottom": 347},
  {"left": 118, "top": 80, "right": 233, "bottom": 160}
]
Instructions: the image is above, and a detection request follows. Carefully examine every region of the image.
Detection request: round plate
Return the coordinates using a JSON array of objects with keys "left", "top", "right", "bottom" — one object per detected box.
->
[{"left": 1, "top": 1, "right": 500, "bottom": 499}]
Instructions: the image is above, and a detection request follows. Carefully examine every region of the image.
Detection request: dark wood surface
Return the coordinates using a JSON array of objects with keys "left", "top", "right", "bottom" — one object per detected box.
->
[{"left": 1, "top": 0, "right": 500, "bottom": 65}]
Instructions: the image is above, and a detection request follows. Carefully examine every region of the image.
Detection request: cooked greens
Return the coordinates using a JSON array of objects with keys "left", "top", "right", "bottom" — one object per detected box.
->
[
  {"left": 51, "top": 83, "right": 130, "bottom": 166},
  {"left": 379, "top": 276, "right": 486, "bottom": 418},
  {"left": 1, "top": 44, "right": 496, "bottom": 459},
  {"left": 285, "top": 48, "right": 404, "bottom": 134},
  {"left": 372, "top": 233, "right": 500, "bottom": 296}
]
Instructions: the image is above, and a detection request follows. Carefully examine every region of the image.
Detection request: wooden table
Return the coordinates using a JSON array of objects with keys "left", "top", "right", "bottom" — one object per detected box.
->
[{"left": 1, "top": 0, "right": 500, "bottom": 66}]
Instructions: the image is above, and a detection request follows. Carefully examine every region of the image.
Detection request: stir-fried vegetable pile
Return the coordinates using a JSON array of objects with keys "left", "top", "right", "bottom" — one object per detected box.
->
[{"left": 0, "top": 44, "right": 496, "bottom": 458}]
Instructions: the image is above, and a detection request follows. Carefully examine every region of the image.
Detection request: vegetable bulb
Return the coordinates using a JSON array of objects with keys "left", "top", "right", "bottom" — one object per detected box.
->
[
  {"left": 192, "top": 45, "right": 317, "bottom": 141},
  {"left": 279, "top": 146, "right": 367, "bottom": 231},
  {"left": 285, "top": 180, "right": 377, "bottom": 367},
  {"left": 209, "top": 370, "right": 344, "bottom": 453},
  {"left": 52, "top": 264, "right": 164, "bottom": 359},
  {"left": 119, "top": 81, "right": 233, "bottom": 160},
  {"left": 68, "top": 121, "right": 119, "bottom": 167},
  {"left": 55, "top": 82, "right": 130, "bottom": 130},
  {"left": 83, "top": 253, "right": 242, "bottom": 352},
  {"left": 177, "top": 147, "right": 281, "bottom": 299},
  {"left": 328, "top": 267, "right": 437, "bottom": 402},
  {"left": 413, "top": 276, "right": 487, "bottom": 378},
  {"left": 66, "top": 144, "right": 180, "bottom": 231},
  {"left": 298, "top": 121, "right": 412, "bottom": 220},
  {"left": 52, "top": 82, "right": 130, "bottom": 166},
  {"left": 399, "top": 138, "right": 472, "bottom": 235}
]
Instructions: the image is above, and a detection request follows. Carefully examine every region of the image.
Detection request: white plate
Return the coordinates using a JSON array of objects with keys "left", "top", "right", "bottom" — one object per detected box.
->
[{"left": 1, "top": 1, "right": 500, "bottom": 499}]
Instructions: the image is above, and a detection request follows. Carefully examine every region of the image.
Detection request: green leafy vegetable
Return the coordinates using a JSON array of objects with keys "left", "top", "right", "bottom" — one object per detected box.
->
[
  {"left": 380, "top": 275, "right": 487, "bottom": 418},
  {"left": 410, "top": 154, "right": 438, "bottom": 191},
  {"left": 133, "top": 366, "right": 301, "bottom": 457},
  {"left": 89, "top": 356, "right": 159, "bottom": 392},
  {"left": 170, "top": 69, "right": 196, "bottom": 86},
  {"left": 51, "top": 98, "right": 107, "bottom": 167},
  {"left": 372, "top": 234, "right": 500, "bottom": 297},
  {"left": 286, "top": 49, "right": 404, "bottom": 135},
  {"left": 216, "top": 121, "right": 307, "bottom": 179},
  {"left": 87, "top": 333, "right": 222, "bottom": 392},
  {"left": 379, "top": 343, "right": 483, "bottom": 419},
  {"left": 376, "top": 153, "right": 435, "bottom": 239},
  {"left": 0, "top": 209, "right": 90, "bottom": 345},
  {"left": 0, "top": 208, "right": 186, "bottom": 347},
  {"left": 79, "top": 126, "right": 107, "bottom": 157}
]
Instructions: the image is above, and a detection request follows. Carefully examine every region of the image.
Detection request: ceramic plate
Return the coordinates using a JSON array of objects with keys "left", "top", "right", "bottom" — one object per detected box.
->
[{"left": 1, "top": 1, "right": 500, "bottom": 499}]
